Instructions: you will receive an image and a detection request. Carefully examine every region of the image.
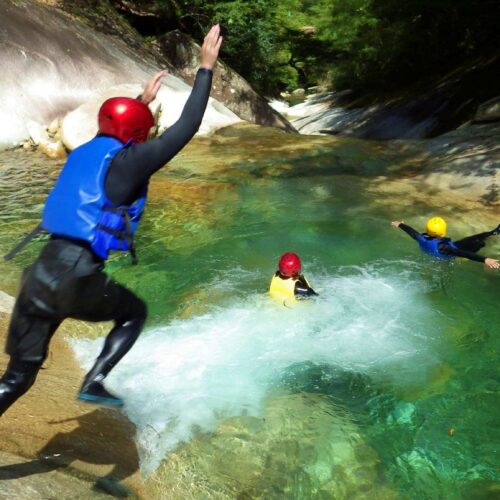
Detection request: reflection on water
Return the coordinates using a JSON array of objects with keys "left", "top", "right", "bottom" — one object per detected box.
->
[{"left": 0, "top": 128, "right": 499, "bottom": 497}]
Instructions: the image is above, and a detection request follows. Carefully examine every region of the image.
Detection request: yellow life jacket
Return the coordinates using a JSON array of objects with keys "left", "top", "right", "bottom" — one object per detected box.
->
[{"left": 269, "top": 273, "right": 299, "bottom": 306}]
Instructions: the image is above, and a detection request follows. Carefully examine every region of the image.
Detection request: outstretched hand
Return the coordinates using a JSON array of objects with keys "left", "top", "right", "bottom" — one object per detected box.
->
[
  {"left": 141, "top": 70, "right": 167, "bottom": 105},
  {"left": 484, "top": 258, "right": 499, "bottom": 269},
  {"left": 200, "top": 24, "right": 223, "bottom": 71},
  {"left": 391, "top": 220, "right": 403, "bottom": 228}
]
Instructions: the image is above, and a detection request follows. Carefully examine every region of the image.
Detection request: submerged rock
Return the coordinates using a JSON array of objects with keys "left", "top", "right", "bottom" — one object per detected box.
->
[{"left": 147, "top": 393, "right": 396, "bottom": 499}]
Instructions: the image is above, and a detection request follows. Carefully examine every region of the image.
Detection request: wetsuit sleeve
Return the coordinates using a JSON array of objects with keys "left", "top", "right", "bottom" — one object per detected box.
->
[
  {"left": 399, "top": 223, "right": 420, "bottom": 240},
  {"left": 294, "top": 276, "right": 318, "bottom": 299},
  {"left": 105, "top": 68, "right": 213, "bottom": 206},
  {"left": 438, "top": 242, "right": 486, "bottom": 263}
]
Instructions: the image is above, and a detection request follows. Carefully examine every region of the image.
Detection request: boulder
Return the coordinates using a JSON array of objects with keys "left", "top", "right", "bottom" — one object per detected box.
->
[
  {"left": 61, "top": 83, "right": 241, "bottom": 151},
  {"left": 0, "top": 0, "right": 239, "bottom": 150},
  {"left": 25, "top": 120, "right": 66, "bottom": 159},
  {"left": 291, "top": 88, "right": 306, "bottom": 98},
  {"left": 156, "top": 30, "right": 296, "bottom": 132}
]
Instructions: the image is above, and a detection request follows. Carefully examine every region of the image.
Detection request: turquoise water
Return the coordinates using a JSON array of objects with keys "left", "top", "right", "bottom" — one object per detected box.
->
[{"left": 0, "top": 131, "right": 499, "bottom": 498}]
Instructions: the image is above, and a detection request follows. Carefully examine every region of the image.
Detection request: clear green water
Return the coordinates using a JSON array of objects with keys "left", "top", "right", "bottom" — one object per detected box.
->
[{"left": 0, "top": 129, "right": 498, "bottom": 498}]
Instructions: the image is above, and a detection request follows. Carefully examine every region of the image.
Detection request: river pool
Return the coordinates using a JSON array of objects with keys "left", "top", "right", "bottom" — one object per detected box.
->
[{"left": 0, "top": 126, "right": 498, "bottom": 498}]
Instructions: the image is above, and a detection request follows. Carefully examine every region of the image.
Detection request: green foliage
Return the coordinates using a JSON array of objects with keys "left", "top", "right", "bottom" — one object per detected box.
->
[
  {"left": 147, "top": 0, "right": 500, "bottom": 94},
  {"left": 311, "top": 0, "right": 500, "bottom": 90},
  {"left": 163, "top": 0, "right": 305, "bottom": 95}
]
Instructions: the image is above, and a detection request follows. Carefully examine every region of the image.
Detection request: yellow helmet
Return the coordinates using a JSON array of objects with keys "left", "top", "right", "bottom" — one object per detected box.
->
[{"left": 426, "top": 217, "right": 447, "bottom": 237}]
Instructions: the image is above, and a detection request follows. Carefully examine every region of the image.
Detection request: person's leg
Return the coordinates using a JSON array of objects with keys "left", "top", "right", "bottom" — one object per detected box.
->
[
  {"left": 60, "top": 271, "right": 147, "bottom": 406},
  {"left": 0, "top": 248, "right": 82, "bottom": 417},
  {"left": 78, "top": 292, "right": 147, "bottom": 406},
  {"left": 0, "top": 310, "right": 61, "bottom": 416},
  {"left": 454, "top": 225, "right": 500, "bottom": 252},
  {"left": 0, "top": 358, "right": 43, "bottom": 416}
]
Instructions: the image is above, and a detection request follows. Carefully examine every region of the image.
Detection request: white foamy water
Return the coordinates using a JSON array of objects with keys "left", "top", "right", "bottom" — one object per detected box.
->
[{"left": 70, "top": 262, "right": 443, "bottom": 473}]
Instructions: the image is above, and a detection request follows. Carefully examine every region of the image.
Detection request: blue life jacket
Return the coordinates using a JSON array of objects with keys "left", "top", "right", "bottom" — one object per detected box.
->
[
  {"left": 41, "top": 136, "right": 147, "bottom": 262},
  {"left": 417, "top": 234, "right": 458, "bottom": 260}
]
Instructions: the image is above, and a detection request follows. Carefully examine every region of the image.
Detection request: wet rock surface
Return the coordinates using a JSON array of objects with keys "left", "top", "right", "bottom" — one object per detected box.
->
[
  {"left": 0, "top": 0, "right": 241, "bottom": 150},
  {"left": 279, "top": 56, "right": 500, "bottom": 141},
  {"left": 0, "top": 310, "right": 145, "bottom": 498},
  {"left": 0, "top": 450, "right": 115, "bottom": 499}
]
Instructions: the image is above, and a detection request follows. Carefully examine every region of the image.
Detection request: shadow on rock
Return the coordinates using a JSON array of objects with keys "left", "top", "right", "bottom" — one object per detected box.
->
[{"left": 0, "top": 409, "right": 139, "bottom": 497}]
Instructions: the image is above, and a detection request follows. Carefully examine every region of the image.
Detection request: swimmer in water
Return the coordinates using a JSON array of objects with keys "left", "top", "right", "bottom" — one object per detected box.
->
[
  {"left": 391, "top": 217, "right": 500, "bottom": 269},
  {"left": 269, "top": 252, "right": 318, "bottom": 306}
]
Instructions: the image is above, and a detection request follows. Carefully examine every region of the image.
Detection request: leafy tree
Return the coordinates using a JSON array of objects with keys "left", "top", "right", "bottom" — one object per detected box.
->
[
  {"left": 122, "top": 0, "right": 500, "bottom": 95},
  {"left": 312, "top": 0, "right": 500, "bottom": 90},
  {"left": 155, "top": 0, "right": 304, "bottom": 94}
]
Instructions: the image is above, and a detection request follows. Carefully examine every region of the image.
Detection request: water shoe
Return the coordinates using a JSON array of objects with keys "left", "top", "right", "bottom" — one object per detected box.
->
[{"left": 78, "top": 381, "right": 124, "bottom": 407}]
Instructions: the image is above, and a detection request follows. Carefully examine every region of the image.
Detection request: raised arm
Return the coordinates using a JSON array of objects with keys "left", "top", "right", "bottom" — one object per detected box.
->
[
  {"left": 139, "top": 70, "right": 168, "bottom": 105},
  {"left": 105, "top": 25, "right": 223, "bottom": 206}
]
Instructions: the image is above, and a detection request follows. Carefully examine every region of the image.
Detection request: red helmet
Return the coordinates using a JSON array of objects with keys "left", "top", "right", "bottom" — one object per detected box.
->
[
  {"left": 98, "top": 97, "right": 154, "bottom": 144},
  {"left": 278, "top": 252, "right": 302, "bottom": 277}
]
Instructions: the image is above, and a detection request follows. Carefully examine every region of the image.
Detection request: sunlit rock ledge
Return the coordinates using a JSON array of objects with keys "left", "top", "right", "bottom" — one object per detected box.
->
[
  {"left": 271, "top": 92, "right": 499, "bottom": 206},
  {"left": 61, "top": 83, "right": 240, "bottom": 151},
  {"left": 0, "top": 0, "right": 241, "bottom": 151}
]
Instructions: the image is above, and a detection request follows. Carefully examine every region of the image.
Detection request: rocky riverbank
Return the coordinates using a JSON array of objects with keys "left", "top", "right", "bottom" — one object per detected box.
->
[
  {"left": 1, "top": 0, "right": 294, "bottom": 152},
  {"left": 0, "top": 302, "right": 145, "bottom": 497}
]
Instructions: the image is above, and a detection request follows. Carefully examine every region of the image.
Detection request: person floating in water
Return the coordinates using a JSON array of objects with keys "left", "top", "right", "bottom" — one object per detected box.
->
[
  {"left": 391, "top": 217, "right": 500, "bottom": 269},
  {"left": 0, "top": 25, "right": 223, "bottom": 415},
  {"left": 269, "top": 252, "right": 318, "bottom": 306}
]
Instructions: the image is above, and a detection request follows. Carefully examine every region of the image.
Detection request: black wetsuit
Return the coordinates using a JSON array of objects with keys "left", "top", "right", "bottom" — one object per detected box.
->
[
  {"left": 399, "top": 223, "right": 499, "bottom": 263},
  {"left": 294, "top": 274, "right": 318, "bottom": 298},
  {"left": 0, "top": 69, "right": 213, "bottom": 415}
]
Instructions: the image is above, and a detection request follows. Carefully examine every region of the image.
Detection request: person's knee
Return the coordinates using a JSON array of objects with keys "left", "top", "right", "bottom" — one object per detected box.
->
[
  {"left": 3, "top": 357, "right": 42, "bottom": 388},
  {"left": 0, "top": 357, "right": 42, "bottom": 414},
  {"left": 123, "top": 296, "right": 148, "bottom": 323},
  {"left": 112, "top": 297, "right": 147, "bottom": 342}
]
